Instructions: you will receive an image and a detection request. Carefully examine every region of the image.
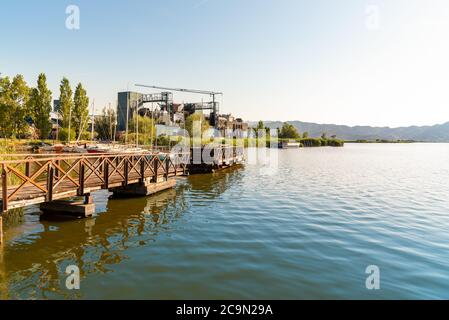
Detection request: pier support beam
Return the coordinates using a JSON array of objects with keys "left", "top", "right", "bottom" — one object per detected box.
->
[
  {"left": 40, "top": 199, "right": 95, "bottom": 218},
  {"left": 111, "top": 179, "right": 176, "bottom": 198}
]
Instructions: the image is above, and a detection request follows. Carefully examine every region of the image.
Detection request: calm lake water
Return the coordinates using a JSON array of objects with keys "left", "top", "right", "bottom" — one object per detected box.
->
[{"left": 1, "top": 143, "right": 449, "bottom": 299}]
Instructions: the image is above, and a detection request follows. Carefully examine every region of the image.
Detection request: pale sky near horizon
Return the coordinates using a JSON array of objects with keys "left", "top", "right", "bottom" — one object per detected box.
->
[{"left": 1, "top": 0, "right": 449, "bottom": 127}]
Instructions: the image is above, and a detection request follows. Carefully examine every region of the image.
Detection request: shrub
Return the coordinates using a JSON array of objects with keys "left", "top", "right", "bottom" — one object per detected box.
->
[
  {"left": 78, "top": 131, "right": 94, "bottom": 141},
  {"left": 58, "top": 128, "right": 76, "bottom": 142},
  {"left": 300, "top": 138, "right": 322, "bottom": 147}
]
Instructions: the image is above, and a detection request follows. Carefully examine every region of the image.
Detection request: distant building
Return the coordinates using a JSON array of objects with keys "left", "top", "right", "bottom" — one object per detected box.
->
[
  {"left": 215, "top": 114, "right": 248, "bottom": 137},
  {"left": 117, "top": 92, "right": 142, "bottom": 131},
  {"left": 53, "top": 99, "right": 61, "bottom": 113}
]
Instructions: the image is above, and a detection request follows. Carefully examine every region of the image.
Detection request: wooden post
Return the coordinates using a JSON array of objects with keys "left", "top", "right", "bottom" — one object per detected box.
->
[
  {"left": 0, "top": 215, "right": 3, "bottom": 244},
  {"left": 25, "top": 162, "right": 30, "bottom": 178},
  {"left": 153, "top": 155, "right": 159, "bottom": 183},
  {"left": 103, "top": 160, "right": 109, "bottom": 189},
  {"left": 165, "top": 156, "right": 170, "bottom": 181},
  {"left": 55, "top": 159, "right": 60, "bottom": 181},
  {"left": 84, "top": 193, "right": 93, "bottom": 205},
  {"left": 2, "top": 165, "right": 8, "bottom": 212},
  {"left": 46, "top": 164, "right": 54, "bottom": 202},
  {"left": 140, "top": 157, "right": 145, "bottom": 184},
  {"left": 78, "top": 159, "right": 85, "bottom": 196},
  {"left": 123, "top": 158, "right": 129, "bottom": 186}
]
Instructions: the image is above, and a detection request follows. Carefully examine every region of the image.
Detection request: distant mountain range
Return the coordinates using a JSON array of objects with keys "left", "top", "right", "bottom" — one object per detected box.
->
[{"left": 249, "top": 121, "right": 449, "bottom": 142}]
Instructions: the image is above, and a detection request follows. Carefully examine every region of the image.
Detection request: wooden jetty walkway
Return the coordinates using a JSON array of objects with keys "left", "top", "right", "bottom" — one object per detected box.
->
[
  {"left": 188, "top": 146, "right": 245, "bottom": 173},
  {"left": 0, "top": 152, "right": 188, "bottom": 212},
  {"left": 0, "top": 146, "right": 244, "bottom": 243},
  {"left": 0, "top": 145, "right": 244, "bottom": 212}
]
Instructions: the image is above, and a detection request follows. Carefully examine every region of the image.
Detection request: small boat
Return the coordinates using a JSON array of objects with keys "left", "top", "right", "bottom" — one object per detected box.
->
[
  {"left": 86, "top": 146, "right": 110, "bottom": 154},
  {"left": 279, "top": 140, "right": 301, "bottom": 149}
]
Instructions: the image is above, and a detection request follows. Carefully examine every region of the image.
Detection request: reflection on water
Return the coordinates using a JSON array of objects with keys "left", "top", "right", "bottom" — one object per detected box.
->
[
  {"left": 0, "top": 167, "right": 241, "bottom": 299},
  {"left": 0, "top": 183, "right": 187, "bottom": 299},
  {"left": 2, "top": 144, "right": 449, "bottom": 299}
]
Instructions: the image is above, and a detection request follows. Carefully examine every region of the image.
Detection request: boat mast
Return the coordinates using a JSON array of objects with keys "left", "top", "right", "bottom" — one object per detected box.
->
[{"left": 91, "top": 99, "right": 95, "bottom": 142}]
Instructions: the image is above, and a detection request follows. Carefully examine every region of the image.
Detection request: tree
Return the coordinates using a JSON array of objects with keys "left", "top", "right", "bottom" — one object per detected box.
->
[
  {"left": 72, "top": 83, "right": 89, "bottom": 137},
  {"left": 184, "top": 112, "right": 210, "bottom": 137},
  {"left": 0, "top": 75, "right": 31, "bottom": 138},
  {"left": 126, "top": 115, "right": 156, "bottom": 145},
  {"left": 30, "top": 73, "right": 52, "bottom": 139},
  {"left": 95, "top": 107, "right": 117, "bottom": 140},
  {"left": 302, "top": 132, "right": 309, "bottom": 139},
  {"left": 252, "top": 120, "right": 265, "bottom": 137},
  {"left": 59, "top": 78, "right": 73, "bottom": 129},
  {"left": 321, "top": 132, "right": 327, "bottom": 139},
  {"left": 0, "top": 76, "right": 14, "bottom": 138},
  {"left": 279, "top": 122, "right": 300, "bottom": 139}
]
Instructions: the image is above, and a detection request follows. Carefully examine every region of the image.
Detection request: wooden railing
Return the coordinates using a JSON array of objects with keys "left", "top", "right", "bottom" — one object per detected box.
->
[
  {"left": 0, "top": 152, "right": 189, "bottom": 212},
  {"left": 190, "top": 146, "right": 245, "bottom": 165}
]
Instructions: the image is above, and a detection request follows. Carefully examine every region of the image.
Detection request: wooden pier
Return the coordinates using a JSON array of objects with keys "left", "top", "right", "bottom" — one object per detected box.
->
[
  {"left": 188, "top": 146, "right": 244, "bottom": 173},
  {"left": 0, "top": 152, "right": 188, "bottom": 213}
]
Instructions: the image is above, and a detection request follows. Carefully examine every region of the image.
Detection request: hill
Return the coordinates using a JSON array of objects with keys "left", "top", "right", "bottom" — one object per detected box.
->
[{"left": 250, "top": 121, "right": 449, "bottom": 142}]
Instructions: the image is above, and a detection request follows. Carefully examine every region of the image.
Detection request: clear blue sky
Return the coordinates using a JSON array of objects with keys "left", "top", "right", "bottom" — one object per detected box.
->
[{"left": 2, "top": 0, "right": 449, "bottom": 127}]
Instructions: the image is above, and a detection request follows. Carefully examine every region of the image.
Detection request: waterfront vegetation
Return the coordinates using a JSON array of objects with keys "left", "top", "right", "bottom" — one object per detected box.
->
[
  {"left": 250, "top": 121, "right": 344, "bottom": 147},
  {"left": 237, "top": 137, "right": 344, "bottom": 148},
  {"left": 0, "top": 73, "right": 91, "bottom": 141},
  {"left": 347, "top": 139, "right": 416, "bottom": 143}
]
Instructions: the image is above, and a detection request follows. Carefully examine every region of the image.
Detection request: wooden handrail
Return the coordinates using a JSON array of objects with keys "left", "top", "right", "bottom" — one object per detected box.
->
[{"left": 0, "top": 151, "right": 189, "bottom": 212}]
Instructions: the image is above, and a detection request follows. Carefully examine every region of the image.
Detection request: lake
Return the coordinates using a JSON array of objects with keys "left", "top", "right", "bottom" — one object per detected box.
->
[{"left": 1, "top": 143, "right": 449, "bottom": 299}]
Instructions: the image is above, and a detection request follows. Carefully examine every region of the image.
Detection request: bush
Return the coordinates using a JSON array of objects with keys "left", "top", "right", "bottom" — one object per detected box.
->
[
  {"left": 300, "top": 138, "right": 322, "bottom": 147},
  {"left": 58, "top": 128, "right": 76, "bottom": 142},
  {"left": 78, "top": 131, "right": 94, "bottom": 141},
  {"left": 327, "top": 139, "right": 345, "bottom": 147}
]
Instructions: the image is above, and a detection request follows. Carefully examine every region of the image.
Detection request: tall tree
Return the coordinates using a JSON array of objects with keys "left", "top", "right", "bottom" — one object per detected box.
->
[
  {"left": 10, "top": 75, "right": 31, "bottom": 138},
  {"left": 279, "top": 122, "right": 300, "bottom": 139},
  {"left": 0, "top": 76, "right": 14, "bottom": 138},
  {"left": 59, "top": 77, "right": 73, "bottom": 129},
  {"left": 184, "top": 112, "right": 210, "bottom": 137},
  {"left": 0, "top": 75, "right": 31, "bottom": 138},
  {"left": 30, "top": 73, "right": 52, "bottom": 139},
  {"left": 72, "top": 83, "right": 89, "bottom": 137},
  {"left": 252, "top": 120, "right": 265, "bottom": 138}
]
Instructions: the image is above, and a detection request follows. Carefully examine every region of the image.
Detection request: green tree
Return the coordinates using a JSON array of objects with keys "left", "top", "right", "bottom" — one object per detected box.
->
[
  {"left": 184, "top": 112, "right": 210, "bottom": 137},
  {"left": 0, "top": 75, "right": 31, "bottom": 138},
  {"left": 252, "top": 120, "right": 265, "bottom": 137},
  {"left": 128, "top": 115, "right": 156, "bottom": 145},
  {"left": 302, "top": 132, "right": 309, "bottom": 139},
  {"left": 279, "top": 122, "right": 300, "bottom": 139},
  {"left": 0, "top": 76, "right": 14, "bottom": 138},
  {"left": 30, "top": 73, "right": 52, "bottom": 139},
  {"left": 10, "top": 75, "right": 31, "bottom": 138},
  {"left": 95, "top": 107, "right": 117, "bottom": 140},
  {"left": 73, "top": 83, "right": 89, "bottom": 137},
  {"left": 59, "top": 77, "right": 73, "bottom": 129}
]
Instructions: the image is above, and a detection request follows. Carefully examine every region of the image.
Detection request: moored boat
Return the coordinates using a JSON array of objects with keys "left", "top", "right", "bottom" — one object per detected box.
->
[{"left": 279, "top": 140, "right": 301, "bottom": 149}]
